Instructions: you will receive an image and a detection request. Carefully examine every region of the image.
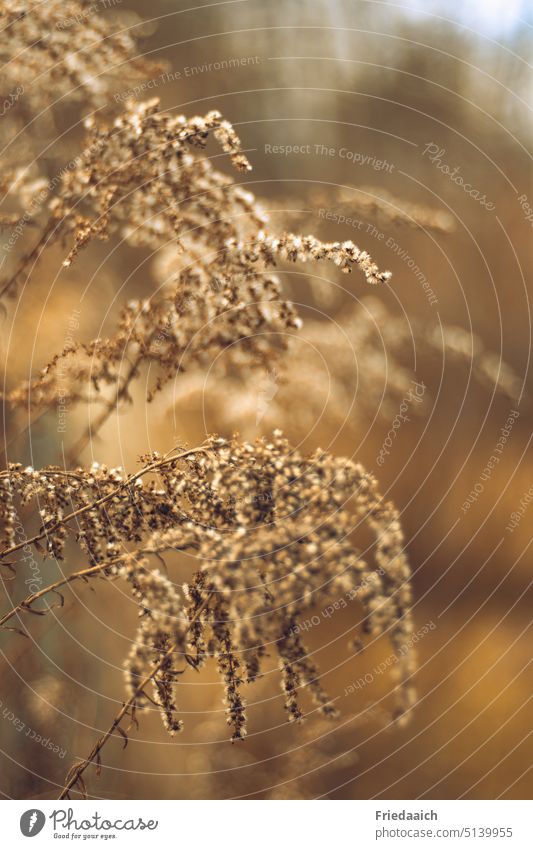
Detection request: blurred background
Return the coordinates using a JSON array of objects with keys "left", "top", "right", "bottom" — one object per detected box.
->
[{"left": 0, "top": 0, "right": 531, "bottom": 800}]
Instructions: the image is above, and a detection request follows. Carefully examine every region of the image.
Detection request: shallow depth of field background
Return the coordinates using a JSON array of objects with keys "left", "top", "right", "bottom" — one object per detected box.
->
[{"left": 0, "top": 0, "right": 532, "bottom": 799}]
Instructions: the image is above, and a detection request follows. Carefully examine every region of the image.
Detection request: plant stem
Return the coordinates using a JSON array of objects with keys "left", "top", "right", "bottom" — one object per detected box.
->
[
  {"left": 0, "top": 445, "right": 208, "bottom": 563},
  {"left": 65, "top": 355, "right": 143, "bottom": 465},
  {"left": 0, "top": 541, "right": 198, "bottom": 632},
  {"left": 58, "top": 594, "right": 211, "bottom": 799}
]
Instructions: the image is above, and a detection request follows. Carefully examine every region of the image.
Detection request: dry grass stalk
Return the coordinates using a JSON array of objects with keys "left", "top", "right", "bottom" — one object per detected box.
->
[{"left": 0, "top": 0, "right": 420, "bottom": 802}]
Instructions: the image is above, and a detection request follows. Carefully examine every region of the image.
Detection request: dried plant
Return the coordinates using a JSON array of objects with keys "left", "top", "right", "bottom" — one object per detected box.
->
[
  {"left": 1, "top": 0, "right": 161, "bottom": 113},
  {"left": 0, "top": 0, "right": 163, "bottom": 214},
  {"left": 0, "top": 0, "right": 169, "bottom": 338},
  {"left": 4, "top": 98, "right": 392, "bottom": 458},
  {"left": 0, "top": 98, "right": 253, "bottom": 299},
  {"left": 0, "top": 433, "right": 414, "bottom": 797},
  {"left": 187, "top": 707, "right": 388, "bottom": 800},
  {"left": 180, "top": 295, "right": 522, "bottom": 441}
]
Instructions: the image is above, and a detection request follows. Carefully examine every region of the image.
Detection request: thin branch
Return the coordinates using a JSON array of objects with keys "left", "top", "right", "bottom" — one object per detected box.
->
[
  {"left": 0, "top": 217, "right": 57, "bottom": 300},
  {"left": 0, "top": 541, "right": 199, "bottom": 632},
  {"left": 65, "top": 355, "right": 142, "bottom": 465},
  {"left": 58, "top": 593, "right": 212, "bottom": 800}
]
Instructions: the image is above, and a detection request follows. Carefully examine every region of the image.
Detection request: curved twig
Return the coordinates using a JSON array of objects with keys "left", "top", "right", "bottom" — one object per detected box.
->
[
  {"left": 0, "top": 555, "right": 127, "bottom": 633},
  {"left": 0, "top": 444, "right": 209, "bottom": 563},
  {"left": 0, "top": 217, "right": 58, "bottom": 300}
]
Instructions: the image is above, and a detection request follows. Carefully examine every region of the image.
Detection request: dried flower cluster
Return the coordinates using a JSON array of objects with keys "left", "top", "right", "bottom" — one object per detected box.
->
[
  {"left": 167, "top": 295, "right": 522, "bottom": 443},
  {"left": 0, "top": 0, "right": 161, "bottom": 112},
  {"left": 0, "top": 433, "right": 415, "bottom": 743},
  {"left": 189, "top": 706, "right": 386, "bottom": 799},
  {"left": 58, "top": 98, "right": 254, "bottom": 264},
  {"left": 120, "top": 557, "right": 187, "bottom": 736},
  {"left": 0, "top": 0, "right": 168, "bottom": 311},
  {"left": 5, "top": 98, "right": 392, "bottom": 453},
  {"left": 0, "top": 0, "right": 522, "bottom": 804}
]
